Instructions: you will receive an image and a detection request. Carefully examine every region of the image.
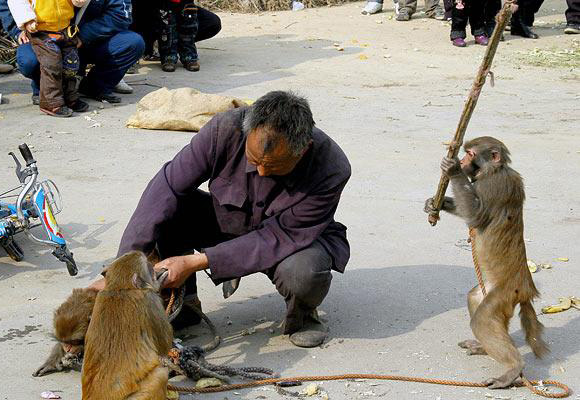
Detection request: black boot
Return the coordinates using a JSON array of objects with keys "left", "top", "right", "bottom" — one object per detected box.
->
[{"left": 511, "top": 14, "right": 539, "bottom": 38}]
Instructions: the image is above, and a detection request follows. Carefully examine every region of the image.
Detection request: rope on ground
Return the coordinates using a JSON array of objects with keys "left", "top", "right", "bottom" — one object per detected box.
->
[{"left": 168, "top": 373, "right": 571, "bottom": 397}]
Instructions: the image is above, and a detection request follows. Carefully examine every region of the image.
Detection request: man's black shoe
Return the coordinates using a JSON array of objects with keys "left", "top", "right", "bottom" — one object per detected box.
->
[
  {"left": 32, "top": 94, "right": 39, "bottom": 105},
  {"left": 86, "top": 92, "right": 122, "bottom": 103},
  {"left": 69, "top": 99, "right": 89, "bottom": 113},
  {"left": 511, "top": 21, "right": 539, "bottom": 38}
]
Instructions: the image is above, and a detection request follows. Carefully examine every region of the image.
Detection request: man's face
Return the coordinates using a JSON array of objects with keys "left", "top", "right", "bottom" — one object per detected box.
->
[{"left": 245, "top": 127, "right": 306, "bottom": 177}]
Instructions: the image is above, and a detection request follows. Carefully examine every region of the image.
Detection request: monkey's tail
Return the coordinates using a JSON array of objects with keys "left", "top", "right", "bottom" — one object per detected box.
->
[{"left": 520, "top": 300, "right": 549, "bottom": 358}]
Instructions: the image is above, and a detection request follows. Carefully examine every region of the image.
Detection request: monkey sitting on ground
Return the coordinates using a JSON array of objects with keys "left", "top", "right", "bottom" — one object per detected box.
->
[
  {"left": 33, "top": 251, "right": 219, "bottom": 377},
  {"left": 424, "top": 136, "right": 548, "bottom": 389},
  {"left": 81, "top": 251, "right": 173, "bottom": 400},
  {"left": 33, "top": 288, "right": 98, "bottom": 376}
]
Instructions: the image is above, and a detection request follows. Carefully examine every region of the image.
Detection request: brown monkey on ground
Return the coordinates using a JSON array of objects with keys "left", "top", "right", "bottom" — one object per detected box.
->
[
  {"left": 424, "top": 136, "right": 548, "bottom": 389},
  {"left": 81, "top": 251, "right": 173, "bottom": 400},
  {"left": 33, "top": 288, "right": 98, "bottom": 376}
]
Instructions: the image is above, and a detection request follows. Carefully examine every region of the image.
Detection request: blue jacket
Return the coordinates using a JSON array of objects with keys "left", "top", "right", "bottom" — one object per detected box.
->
[{"left": 0, "top": 0, "right": 132, "bottom": 44}]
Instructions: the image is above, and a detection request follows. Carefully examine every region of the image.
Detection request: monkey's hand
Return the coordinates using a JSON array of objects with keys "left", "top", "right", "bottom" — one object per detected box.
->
[
  {"left": 441, "top": 156, "right": 462, "bottom": 178},
  {"left": 33, "top": 344, "right": 66, "bottom": 377},
  {"left": 424, "top": 197, "right": 437, "bottom": 214}
]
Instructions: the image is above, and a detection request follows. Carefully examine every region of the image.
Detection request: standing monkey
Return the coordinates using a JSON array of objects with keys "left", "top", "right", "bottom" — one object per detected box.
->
[
  {"left": 424, "top": 136, "right": 548, "bottom": 389},
  {"left": 82, "top": 251, "right": 173, "bottom": 400}
]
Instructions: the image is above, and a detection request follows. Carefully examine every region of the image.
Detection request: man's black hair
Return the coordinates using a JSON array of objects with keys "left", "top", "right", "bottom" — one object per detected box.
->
[{"left": 243, "top": 91, "right": 315, "bottom": 156}]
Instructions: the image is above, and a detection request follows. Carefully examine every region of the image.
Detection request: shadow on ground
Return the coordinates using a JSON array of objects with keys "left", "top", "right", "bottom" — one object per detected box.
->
[{"left": 179, "top": 264, "right": 473, "bottom": 368}]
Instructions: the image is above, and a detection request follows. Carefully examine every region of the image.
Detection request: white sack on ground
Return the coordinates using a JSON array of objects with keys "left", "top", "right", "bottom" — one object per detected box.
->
[{"left": 127, "top": 87, "right": 247, "bottom": 132}]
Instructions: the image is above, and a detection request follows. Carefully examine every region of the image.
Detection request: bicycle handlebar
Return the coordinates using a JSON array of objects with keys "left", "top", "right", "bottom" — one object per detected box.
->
[{"left": 18, "top": 143, "right": 35, "bottom": 166}]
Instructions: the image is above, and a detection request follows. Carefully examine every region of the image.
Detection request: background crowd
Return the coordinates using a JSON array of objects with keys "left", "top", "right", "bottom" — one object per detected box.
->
[{"left": 0, "top": 0, "right": 577, "bottom": 115}]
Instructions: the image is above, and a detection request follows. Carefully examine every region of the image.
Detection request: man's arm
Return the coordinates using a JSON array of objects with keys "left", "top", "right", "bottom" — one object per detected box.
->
[
  {"left": 205, "top": 172, "right": 351, "bottom": 281},
  {"left": 117, "top": 116, "right": 217, "bottom": 257},
  {"left": 77, "top": 0, "right": 132, "bottom": 45},
  {"left": 0, "top": 0, "right": 23, "bottom": 40}
]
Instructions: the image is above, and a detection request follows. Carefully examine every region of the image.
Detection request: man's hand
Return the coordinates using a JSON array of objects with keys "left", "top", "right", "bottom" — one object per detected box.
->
[
  {"left": 18, "top": 31, "right": 29, "bottom": 44},
  {"left": 154, "top": 253, "right": 209, "bottom": 288}
]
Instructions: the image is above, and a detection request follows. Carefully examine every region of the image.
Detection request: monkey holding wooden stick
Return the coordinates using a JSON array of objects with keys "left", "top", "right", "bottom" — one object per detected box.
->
[
  {"left": 424, "top": 136, "right": 548, "bottom": 389},
  {"left": 81, "top": 251, "right": 173, "bottom": 400}
]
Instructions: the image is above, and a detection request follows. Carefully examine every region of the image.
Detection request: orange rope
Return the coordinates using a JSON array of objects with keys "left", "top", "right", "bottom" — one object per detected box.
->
[{"left": 168, "top": 374, "right": 570, "bottom": 397}]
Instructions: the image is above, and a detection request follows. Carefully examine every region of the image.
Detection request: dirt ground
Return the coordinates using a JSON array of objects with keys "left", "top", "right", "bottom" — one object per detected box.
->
[{"left": 0, "top": 1, "right": 579, "bottom": 399}]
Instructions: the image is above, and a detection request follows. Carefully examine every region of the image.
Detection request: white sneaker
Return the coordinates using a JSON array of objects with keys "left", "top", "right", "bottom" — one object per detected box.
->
[
  {"left": 113, "top": 79, "right": 133, "bottom": 94},
  {"left": 292, "top": 1, "right": 305, "bottom": 11},
  {"left": 393, "top": 0, "right": 399, "bottom": 15},
  {"left": 362, "top": 1, "right": 383, "bottom": 14}
]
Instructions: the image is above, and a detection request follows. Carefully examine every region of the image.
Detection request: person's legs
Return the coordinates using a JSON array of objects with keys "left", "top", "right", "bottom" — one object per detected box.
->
[
  {"left": 483, "top": 0, "right": 501, "bottom": 36},
  {"left": 177, "top": 0, "right": 199, "bottom": 68},
  {"left": 158, "top": 1, "right": 179, "bottom": 68},
  {"left": 267, "top": 241, "right": 333, "bottom": 340},
  {"left": 155, "top": 189, "right": 225, "bottom": 330},
  {"left": 195, "top": 7, "right": 221, "bottom": 42},
  {"left": 60, "top": 39, "right": 80, "bottom": 107},
  {"left": 451, "top": 0, "right": 469, "bottom": 44},
  {"left": 28, "top": 33, "right": 66, "bottom": 112},
  {"left": 468, "top": 0, "right": 486, "bottom": 39},
  {"left": 79, "top": 31, "right": 145, "bottom": 98},
  {"left": 16, "top": 43, "right": 40, "bottom": 98},
  {"left": 565, "top": 0, "right": 580, "bottom": 32},
  {"left": 511, "top": 0, "right": 540, "bottom": 38}
]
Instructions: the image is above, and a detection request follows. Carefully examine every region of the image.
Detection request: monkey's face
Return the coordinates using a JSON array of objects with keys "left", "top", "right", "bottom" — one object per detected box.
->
[
  {"left": 61, "top": 340, "right": 83, "bottom": 355},
  {"left": 460, "top": 148, "right": 479, "bottom": 178}
]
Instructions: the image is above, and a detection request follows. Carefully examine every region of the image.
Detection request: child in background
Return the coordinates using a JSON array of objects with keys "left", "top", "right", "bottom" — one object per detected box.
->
[
  {"left": 159, "top": 0, "right": 200, "bottom": 72},
  {"left": 8, "top": 0, "right": 89, "bottom": 116},
  {"left": 450, "top": 0, "right": 489, "bottom": 47}
]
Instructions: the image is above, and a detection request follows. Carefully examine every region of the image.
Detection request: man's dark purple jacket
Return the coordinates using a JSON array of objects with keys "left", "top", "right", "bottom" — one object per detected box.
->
[{"left": 118, "top": 107, "right": 351, "bottom": 281}]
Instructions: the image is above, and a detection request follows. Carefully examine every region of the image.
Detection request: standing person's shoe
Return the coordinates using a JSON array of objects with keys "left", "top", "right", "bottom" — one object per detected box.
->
[
  {"left": 162, "top": 61, "right": 176, "bottom": 72},
  {"left": 361, "top": 1, "right": 383, "bottom": 14},
  {"left": 474, "top": 35, "right": 489, "bottom": 45},
  {"left": 68, "top": 99, "right": 89, "bottom": 113},
  {"left": 511, "top": 18, "right": 539, "bottom": 38},
  {"left": 452, "top": 38, "right": 467, "bottom": 47},
  {"left": 183, "top": 60, "right": 200, "bottom": 72},
  {"left": 430, "top": 7, "right": 445, "bottom": 20},
  {"left": 396, "top": 8, "right": 410, "bottom": 21},
  {"left": 40, "top": 105, "right": 73, "bottom": 118},
  {"left": 564, "top": 24, "right": 580, "bottom": 34},
  {"left": 32, "top": 94, "right": 39, "bottom": 105},
  {"left": 114, "top": 79, "right": 134, "bottom": 94}
]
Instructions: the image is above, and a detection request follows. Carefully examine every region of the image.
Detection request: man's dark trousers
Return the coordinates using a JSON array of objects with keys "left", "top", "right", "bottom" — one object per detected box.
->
[
  {"left": 567, "top": 0, "right": 580, "bottom": 24},
  {"left": 17, "top": 30, "right": 144, "bottom": 97},
  {"left": 155, "top": 189, "right": 333, "bottom": 335}
]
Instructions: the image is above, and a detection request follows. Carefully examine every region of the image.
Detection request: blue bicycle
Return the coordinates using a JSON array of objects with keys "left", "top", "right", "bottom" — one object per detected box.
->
[{"left": 0, "top": 144, "right": 77, "bottom": 275}]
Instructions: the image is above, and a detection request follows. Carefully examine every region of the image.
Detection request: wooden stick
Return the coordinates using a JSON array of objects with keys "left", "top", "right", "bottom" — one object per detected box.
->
[{"left": 427, "top": 0, "right": 518, "bottom": 226}]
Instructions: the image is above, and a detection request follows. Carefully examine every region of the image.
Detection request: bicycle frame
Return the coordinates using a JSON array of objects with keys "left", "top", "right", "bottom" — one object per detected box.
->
[{"left": 0, "top": 143, "right": 78, "bottom": 276}]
